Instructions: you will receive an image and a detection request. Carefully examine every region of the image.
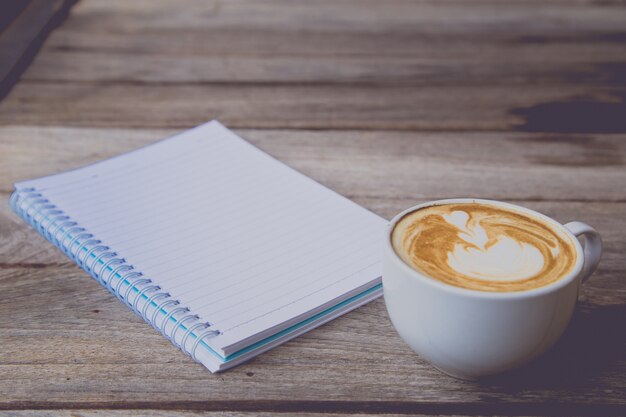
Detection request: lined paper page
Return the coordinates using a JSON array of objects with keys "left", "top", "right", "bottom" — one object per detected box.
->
[{"left": 16, "top": 121, "right": 385, "bottom": 352}]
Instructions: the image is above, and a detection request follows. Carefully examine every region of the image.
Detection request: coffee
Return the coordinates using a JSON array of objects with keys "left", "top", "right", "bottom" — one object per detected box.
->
[{"left": 391, "top": 202, "right": 578, "bottom": 292}]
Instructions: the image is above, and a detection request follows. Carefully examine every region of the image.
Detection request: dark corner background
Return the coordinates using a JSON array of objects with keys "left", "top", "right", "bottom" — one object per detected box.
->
[{"left": 0, "top": 0, "right": 77, "bottom": 101}]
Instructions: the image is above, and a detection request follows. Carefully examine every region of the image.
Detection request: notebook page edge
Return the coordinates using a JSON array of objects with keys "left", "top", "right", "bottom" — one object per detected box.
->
[
  {"left": 214, "top": 283, "right": 383, "bottom": 372},
  {"left": 219, "top": 273, "right": 382, "bottom": 356}
]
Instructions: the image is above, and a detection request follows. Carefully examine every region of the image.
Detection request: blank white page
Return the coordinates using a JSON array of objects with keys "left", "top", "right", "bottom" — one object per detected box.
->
[{"left": 16, "top": 121, "right": 385, "bottom": 353}]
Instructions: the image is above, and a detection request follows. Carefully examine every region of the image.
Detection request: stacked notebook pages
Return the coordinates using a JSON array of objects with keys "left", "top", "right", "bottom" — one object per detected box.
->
[{"left": 10, "top": 121, "right": 385, "bottom": 371}]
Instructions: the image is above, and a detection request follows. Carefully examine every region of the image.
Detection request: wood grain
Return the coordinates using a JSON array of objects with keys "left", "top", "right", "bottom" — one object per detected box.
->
[
  {"left": 1, "top": 0, "right": 625, "bottom": 414},
  {"left": 4, "top": 83, "right": 626, "bottom": 131}
]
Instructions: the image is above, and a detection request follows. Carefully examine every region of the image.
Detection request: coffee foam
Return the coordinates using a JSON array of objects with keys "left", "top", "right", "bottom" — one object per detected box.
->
[{"left": 391, "top": 203, "right": 578, "bottom": 292}]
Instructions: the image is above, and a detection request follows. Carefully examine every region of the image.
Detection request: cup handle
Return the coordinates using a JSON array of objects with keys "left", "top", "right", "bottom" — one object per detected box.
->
[{"left": 563, "top": 221, "right": 602, "bottom": 283}]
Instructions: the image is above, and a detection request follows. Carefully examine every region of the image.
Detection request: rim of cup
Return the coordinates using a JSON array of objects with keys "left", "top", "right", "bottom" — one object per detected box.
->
[{"left": 385, "top": 198, "right": 585, "bottom": 300}]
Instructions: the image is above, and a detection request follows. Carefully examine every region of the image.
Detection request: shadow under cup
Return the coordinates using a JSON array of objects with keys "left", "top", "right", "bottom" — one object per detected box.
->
[{"left": 382, "top": 198, "right": 601, "bottom": 379}]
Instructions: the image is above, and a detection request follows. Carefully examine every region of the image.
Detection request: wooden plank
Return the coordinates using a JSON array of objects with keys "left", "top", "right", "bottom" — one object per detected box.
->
[
  {"left": 1, "top": 126, "right": 625, "bottom": 201},
  {"left": 1, "top": 83, "right": 625, "bottom": 131},
  {"left": 21, "top": 49, "right": 626, "bottom": 85},
  {"left": 38, "top": 24, "right": 626, "bottom": 75},
  {"left": 0, "top": 0, "right": 77, "bottom": 100}
]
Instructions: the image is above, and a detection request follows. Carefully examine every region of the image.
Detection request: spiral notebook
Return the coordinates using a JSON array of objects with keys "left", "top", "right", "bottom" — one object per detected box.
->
[{"left": 10, "top": 121, "right": 385, "bottom": 372}]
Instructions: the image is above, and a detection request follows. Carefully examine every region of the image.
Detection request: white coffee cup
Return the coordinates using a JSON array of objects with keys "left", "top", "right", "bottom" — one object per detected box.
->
[{"left": 383, "top": 198, "right": 602, "bottom": 379}]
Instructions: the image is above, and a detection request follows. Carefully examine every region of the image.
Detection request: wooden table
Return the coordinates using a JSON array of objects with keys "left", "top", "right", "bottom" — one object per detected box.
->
[{"left": 1, "top": 1, "right": 625, "bottom": 416}]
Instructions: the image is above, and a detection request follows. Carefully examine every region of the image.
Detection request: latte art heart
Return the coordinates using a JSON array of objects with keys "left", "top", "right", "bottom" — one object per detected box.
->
[
  {"left": 448, "top": 231, "right": 545, "bottom": 281},
  {"left": 444, "top": 210, "right": 546, "bottom": 282},
  {"left": 391, "top": 203, "right": 578, "bottom": 292}
]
